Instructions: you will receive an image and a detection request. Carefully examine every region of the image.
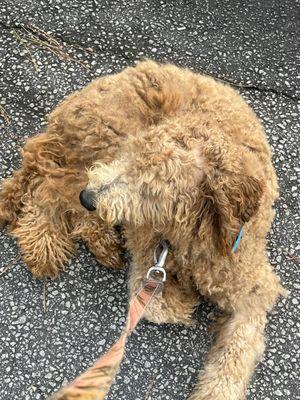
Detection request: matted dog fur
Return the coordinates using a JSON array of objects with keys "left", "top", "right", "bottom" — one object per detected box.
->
[{"left": 0, "top": 61, "right": 284, "bottom": 399}]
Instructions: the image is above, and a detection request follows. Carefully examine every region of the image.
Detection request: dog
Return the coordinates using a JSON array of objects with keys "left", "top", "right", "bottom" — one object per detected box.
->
[{"left": 0, "top": 60, "right": 284, "bottom": 399}]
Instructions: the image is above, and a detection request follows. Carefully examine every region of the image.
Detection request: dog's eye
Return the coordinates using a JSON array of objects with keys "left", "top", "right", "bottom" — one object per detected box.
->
[
  {"left": 241, "top": 142, "right": 259, "bottom": 153},
  {"left": 173, "top": 138, "right": 188, "bottom": 149}
]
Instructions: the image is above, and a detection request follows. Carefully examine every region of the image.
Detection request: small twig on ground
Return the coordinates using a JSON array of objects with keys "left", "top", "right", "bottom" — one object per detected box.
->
[
  {"left": 144, "top": 376, "right": 156, "bottom": 400},
  {"left": 285, "top": 254, "right": 300, "bottom": 263},
  {"left": 28, "top": 24, "right": 96, "bottom": 54},
  {"left": 0, "top": 255, "right": 21, "bottom": 278},
  {"left": 42, "top": 280, "right": 47, "bottom": 312},
  {"left": 12, "top": 29, "right": 39, "bottom": 72},
  {"left": 0, "top": 265, "right": 11, "bottom": 278},
  {"left": 69, "top": 42, "right": 97, "bottom": 54},
  {"left": 0, "top": 105, "right": 11, "bottom": 124},
  {"left": 12, "top": 23, "right": 91, "bottom": 71},
  {"left": 26, "top": 23, "right": 62, "bottom": 48}
]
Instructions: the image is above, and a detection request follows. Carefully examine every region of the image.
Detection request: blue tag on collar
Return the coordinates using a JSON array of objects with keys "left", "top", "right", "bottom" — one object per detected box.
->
[{"left": 232, "top": 227, "right": 243, "bottom": 253}]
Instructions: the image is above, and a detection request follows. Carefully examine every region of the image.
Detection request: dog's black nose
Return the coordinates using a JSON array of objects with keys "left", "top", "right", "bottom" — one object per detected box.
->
[{"left": 79, "top": 189, "right": 97, "bottom": 211}]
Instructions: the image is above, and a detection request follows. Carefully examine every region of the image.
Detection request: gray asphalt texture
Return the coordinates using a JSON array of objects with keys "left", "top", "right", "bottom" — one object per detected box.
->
[{"left": 0, "top": 1, "right": 299, "bottom": 400}]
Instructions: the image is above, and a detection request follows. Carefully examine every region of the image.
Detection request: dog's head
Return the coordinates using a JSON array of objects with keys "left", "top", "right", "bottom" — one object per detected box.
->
[{"left": 81, "top": 123, "right": 264, "bottom": 255}]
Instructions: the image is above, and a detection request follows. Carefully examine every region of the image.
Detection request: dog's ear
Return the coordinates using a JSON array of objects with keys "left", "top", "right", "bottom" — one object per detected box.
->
[{"left": 201, "top": 173, "right": 264, "bottom": 255}]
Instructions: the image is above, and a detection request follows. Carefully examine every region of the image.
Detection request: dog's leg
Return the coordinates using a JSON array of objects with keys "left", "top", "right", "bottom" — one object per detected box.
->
[
  {"left": 189, "top": 306, "right": 267, "bottom": 400},
  {"left": 71, "top": 214, "right": 125, "bottom": 269},
  {"left": 11, "top": 200, "right": 74, "bottom": 278}
]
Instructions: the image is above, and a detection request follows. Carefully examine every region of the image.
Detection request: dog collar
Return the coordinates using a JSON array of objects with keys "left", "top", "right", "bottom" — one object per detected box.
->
[{"left": 232, "top": 227, "right": 243, "bottom": 253}]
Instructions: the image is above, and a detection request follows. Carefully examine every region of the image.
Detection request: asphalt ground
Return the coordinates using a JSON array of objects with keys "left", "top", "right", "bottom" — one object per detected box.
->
[{"left": 0, "top": 1, "right": 299, "bottom": 399}]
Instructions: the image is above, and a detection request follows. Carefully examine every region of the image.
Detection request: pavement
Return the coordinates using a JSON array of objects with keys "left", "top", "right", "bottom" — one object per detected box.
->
[{"left": 0, "top": 1, "right": 299, "bottom": 399}]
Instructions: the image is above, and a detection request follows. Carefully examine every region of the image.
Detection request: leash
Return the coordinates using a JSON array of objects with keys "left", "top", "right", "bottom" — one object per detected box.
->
[
  {"left": 48, "top": 227, "right": 243, "bottom": 400},
  {"left": 49, "top": 240, "right": 169, "bottom": 400}
]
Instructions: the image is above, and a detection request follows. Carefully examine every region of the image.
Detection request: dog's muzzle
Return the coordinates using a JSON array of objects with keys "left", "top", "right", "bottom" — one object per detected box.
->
[{"left": 79, "top": 189, "right": 97, "bottom": 211}]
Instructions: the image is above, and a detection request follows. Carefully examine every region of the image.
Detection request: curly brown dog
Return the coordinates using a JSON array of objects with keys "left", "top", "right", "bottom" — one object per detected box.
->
[{"left": 0, "top": 61, "right": 284, "bottom": 399}]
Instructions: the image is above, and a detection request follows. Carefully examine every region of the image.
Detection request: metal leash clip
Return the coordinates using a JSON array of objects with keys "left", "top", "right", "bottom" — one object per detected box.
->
[{"left": 146, "top": 239, "right": 169, "bottom": 282}]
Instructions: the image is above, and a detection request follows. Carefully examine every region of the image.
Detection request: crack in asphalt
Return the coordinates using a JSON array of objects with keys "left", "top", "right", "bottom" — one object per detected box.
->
[
  {"left": 1, "top": 20, "right": 299, "bottom": 103},
  {"left": 208, "top": 75, "right": 300, "bottom": 102}
]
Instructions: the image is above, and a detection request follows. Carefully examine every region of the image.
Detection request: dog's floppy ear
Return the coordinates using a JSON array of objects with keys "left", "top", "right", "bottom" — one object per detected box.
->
[{"left": 204, "top": 173, "right": 264, "bottom": 255}]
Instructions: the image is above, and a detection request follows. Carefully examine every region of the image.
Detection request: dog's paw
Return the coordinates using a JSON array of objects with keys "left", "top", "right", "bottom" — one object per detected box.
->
[
  {"left": 25, "top": 235, "right": 75, "bottom": 279},
  {"left": 188, "top": 374, "right": 246, "bottom": 400},
  {"left": 24, "top": 257, "right": 68, "bottom": 279},
  {"left": 189, "top": 390, "right": 242, "bottom": 400},
  {"left": 71, "top": 216, "right": 126, "bottom": 270},
  {"left": 144, "top": 302, "right": 195, "bottom": 326},
  {"left": 97, "top": 251, "right": 125, "bottom": 270},
  {"left": 12, "top": 221, "right": 75, "bottom": 279},
  {"left": 87, "top": 239, "right": 125, "bottom": 270},
  {"left": 143, "top": 289, "right": 198, "bottom": 326}
]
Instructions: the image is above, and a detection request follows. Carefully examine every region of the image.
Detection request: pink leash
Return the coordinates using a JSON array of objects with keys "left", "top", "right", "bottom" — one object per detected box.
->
[{"left": 49, "top": 240, "right": 169, "bottom": 400}]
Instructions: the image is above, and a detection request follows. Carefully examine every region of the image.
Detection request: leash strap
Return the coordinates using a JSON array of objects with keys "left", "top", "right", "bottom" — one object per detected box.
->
[
  {"left": 49, "top": 278, "right": 164, "bottom": 400},
  {"left": 47, "top": 230, "right": 243, "bottom": 400}
]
